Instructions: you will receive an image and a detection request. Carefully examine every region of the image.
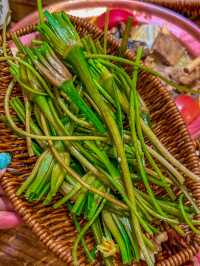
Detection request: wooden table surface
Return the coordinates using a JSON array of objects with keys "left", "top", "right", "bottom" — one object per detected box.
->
[
  {"left": 0, "top": 224, "right": 65, "bottom": 265},
  {"left": 0, "top": 1, "right": 199, "bottom": 265}
]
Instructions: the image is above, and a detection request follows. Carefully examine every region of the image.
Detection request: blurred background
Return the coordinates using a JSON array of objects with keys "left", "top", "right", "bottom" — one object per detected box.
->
[
  {"left": 8, "top": 0, "right": 200, "bottom": 25},
  {"left": 10, "top": 0, "right": 55, "bottom": 22}
]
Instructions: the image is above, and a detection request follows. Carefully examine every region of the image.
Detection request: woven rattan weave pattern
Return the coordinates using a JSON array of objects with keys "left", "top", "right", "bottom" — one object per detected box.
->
[
  {"left": 0, "top": 16, "right": 200, "bottom": 265},
  {"left": 142, "top": 0, "right": 200, "bottom": 17}
]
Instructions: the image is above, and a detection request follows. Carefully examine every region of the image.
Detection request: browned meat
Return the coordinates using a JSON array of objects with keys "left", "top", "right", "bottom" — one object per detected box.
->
[
  {"left": 171, "top": 66, "right": 200, "bottom": 86},
  {"left": 152, "top": 32, "right": 185, "bottom": 66}
]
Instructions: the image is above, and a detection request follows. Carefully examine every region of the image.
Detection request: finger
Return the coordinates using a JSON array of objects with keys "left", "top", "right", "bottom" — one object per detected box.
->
[
  {"left": 0, "top": 197, "right": 13, "bottom": 211},
  {"left": 0, "top": 211, "right": 22, "bottom": 229},
  {"left": 194, "top": 252, "right": 200, "bottom": 266}
]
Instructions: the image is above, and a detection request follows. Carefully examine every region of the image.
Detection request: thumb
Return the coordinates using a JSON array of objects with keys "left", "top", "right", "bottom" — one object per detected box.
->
[{"left": 0, "top": 211, "right": 21, "bottom": 229}]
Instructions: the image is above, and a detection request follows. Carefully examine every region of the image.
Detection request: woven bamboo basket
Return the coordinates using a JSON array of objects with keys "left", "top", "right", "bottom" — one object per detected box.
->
[
  {"left": 142, "top": 0, "right": 200, "bottom": 17},
  {"left": 194, "top": 141, "right": 200, "bottom": 165},
  {"left": 0, "top": 16, "right": 200, "bottom": 265}
]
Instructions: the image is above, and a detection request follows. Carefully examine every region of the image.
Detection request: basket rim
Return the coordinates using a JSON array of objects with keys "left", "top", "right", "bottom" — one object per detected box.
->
[
  {"left": 10, "top": 0, "right": 200, "bottom": 37},
  {"left": 1, "top": 15, "right": 200, "bottom": 266}
]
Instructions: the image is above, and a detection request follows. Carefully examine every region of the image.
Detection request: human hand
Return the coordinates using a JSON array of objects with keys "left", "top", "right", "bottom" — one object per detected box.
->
[
  {"left": 193, "top": 252, "right": 200, "bottom": 266},
  {"left": 0, "top": 153, "right": 21, "bottom": 229},
  {"left": 185, "top": 254, "right": 200, "bottom": 266}
]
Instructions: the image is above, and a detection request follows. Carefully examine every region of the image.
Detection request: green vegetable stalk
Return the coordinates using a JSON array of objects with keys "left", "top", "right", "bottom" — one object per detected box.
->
[
  {"left": 2, "top": 5, "right": 199, "bottom": 265},
  {"left": 38, "top": 11, "right": 154, "bottom": 265}
]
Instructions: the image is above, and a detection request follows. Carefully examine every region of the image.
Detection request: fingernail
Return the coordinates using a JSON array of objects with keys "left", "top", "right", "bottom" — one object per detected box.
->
[{"left": 0, "top": 153, "right": 11, "bottom": 169}]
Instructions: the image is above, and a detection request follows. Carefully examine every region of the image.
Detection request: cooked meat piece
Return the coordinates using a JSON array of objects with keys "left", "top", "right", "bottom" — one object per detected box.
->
[
  {"left": 171, "top": 66, "right": 200, "bottom": 86},
  {"left": 152, "top": 32, "right": 185, "bottom": 66},
  {"left": 184, "top": 56, "right": 200, "bottom": 73},
  {"left": 144, "top": 55, "right": 156, "bottom": 68}
]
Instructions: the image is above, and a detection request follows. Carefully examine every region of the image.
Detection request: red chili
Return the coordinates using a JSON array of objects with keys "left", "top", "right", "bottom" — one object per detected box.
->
[
  {"left": 96, "top": 9, "right": 138, "bottom": 30},
  {"left": 175, "top": 95, "right": 200, "bottom": 126},
  {"left": 188, "top": 116, "right": 200, "bottom": 139}
]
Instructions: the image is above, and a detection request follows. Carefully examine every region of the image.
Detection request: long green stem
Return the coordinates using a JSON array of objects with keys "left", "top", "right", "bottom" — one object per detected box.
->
[
  {"left": 72, "top": 215, "right": 95, "bottom": 263},
  {"left": 134, "top": 101, "right": 175, "bottom": 200},
  {"left": 86, "top": 54, "right": 197, "bottom": 94},
  {"left": 136, "top": 189, "right": 191, "bottom": 217},
  {"left": 90, "top": 58, "right": 189, "bottom": 193},
  {"left": 130, "top": 47, "right": 164, "bottom": 216},
  {"left": 19, "top": 59, "right": 54, "bottom": 97},
  {"left": 85, "top": 141, "right": 122, "bottom": 190},
  {"left": 92, "top": 220, "right": 114, "bottom": 266},
  {"left": 84, "top": 144, "right": 154, "bottom": 233},
  {"left": 66, "top": 46, "right": 153, "bottom": 264},
  {"left": 86, "top": 54, "right": 200, "bottom": 182},
  {"left": 103, "top": 211, "right": 132, "bottom": 264},
  {"left": 120, "top": 16, "right": 132, "bottom": 54},
  {"left": 55, "top": 174, "right": 92, "bottom": 208},
  {"left": 142, "top": 121, "right": 199, "bottom": 182},
  {"left": 179, "top": 195, "right": 200, "bottom": 234},
  {"left": 38, "top": 96, "right": 111, "bottom": 186},
  {"left": 26, "top": 152, "right": 54, "bottom": 200},
  {"left": 23, "top": 94, "right": 34, "bottom": 156},
  {"left": 136, "top": 193, "right": 178, "bottom": 224},
  {"left": 147, "top": 145, "right": 184, "bottom": 184},
  {"left": 103, "top": 9, "right": 110, "bottom": 54},
  {"left": 125, "top": 133, "right": 189, "bottom": 189},
  {"left": 4, "top": 83, "right": 106, "bottom": 140},
  {"left": 72, "top": 196, "right": 107, "bottom": 266},
  {"left": 40, "top": 114, "right": 128, "bottom": 210},
  {"left": 93, "top": 60, "right": 199, "bottom": 182},
  {"left": 10, "top": 97, "right": 46, "bottom": 148},
  {"left": 57, "top": 96, "right": 92, "bottom": 128},
  {"left": 37, "top": 0, "right": 44, "bottom": 24},
  {"left": 16, "top": 150, "right": 49, "bottom": 195},
  {"left": 169, "top": 174, "right": 200, "bottom": 214}
]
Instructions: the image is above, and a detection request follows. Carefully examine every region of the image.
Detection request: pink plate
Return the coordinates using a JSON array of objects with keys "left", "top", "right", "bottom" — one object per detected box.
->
[{"left": 11, "top": 0, "right": 200, "bottom": 57}]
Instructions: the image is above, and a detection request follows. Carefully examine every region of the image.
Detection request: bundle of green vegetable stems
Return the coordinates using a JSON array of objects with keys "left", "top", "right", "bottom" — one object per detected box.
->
[{"left": 2, "top": 3, "right": 200, "bottom": 265}]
